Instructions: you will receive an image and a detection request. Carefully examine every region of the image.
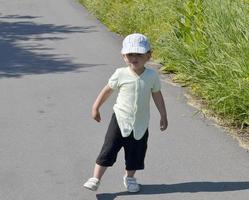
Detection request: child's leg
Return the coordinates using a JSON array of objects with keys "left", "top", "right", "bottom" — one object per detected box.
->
[
  {"left": 93, "top": 164, "right": 107, "bottom": 180},
  {"left": 84, "top": 114, "right": 122, "bottom": 191},
  {"left": 94, "top": 114, "right": 122, "bottom": 180},
  {"left": 125, "top": 170, "right": 136, "bottom": 177},
  {"left": 83, "top": 164, "right": 107, "bottom": 191},
  {"left": 124, "top": 130, "right": 149, "bottom": 171}
]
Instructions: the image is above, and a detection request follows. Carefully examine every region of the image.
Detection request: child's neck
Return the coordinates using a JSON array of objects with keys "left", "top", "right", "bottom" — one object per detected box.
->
[{"left": 129, "top": 66, "right": 145, "bottom": 75}]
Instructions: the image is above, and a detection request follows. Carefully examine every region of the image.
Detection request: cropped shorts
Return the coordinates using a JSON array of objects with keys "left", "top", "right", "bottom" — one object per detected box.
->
[{"left": 96, "top": 113, "right": 148, "bottom": 170}]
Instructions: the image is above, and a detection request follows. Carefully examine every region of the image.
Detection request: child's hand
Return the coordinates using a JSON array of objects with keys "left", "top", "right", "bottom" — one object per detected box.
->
[
  {"left": 160, "top": 117, "right": 168, "bottom": 131},
  {"left": 92, "top": 109, "right": 101, "bottom": 122}
]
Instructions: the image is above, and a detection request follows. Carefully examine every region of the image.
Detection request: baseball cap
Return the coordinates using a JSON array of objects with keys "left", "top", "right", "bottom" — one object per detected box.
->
[{"left": 121, "top": 33, "right": 151, "bottom": 54}]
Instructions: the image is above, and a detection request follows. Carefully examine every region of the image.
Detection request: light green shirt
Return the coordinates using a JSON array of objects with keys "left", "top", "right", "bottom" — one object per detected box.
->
[{"left": 108, "top": 66, "right": 161, "bottom": 140}]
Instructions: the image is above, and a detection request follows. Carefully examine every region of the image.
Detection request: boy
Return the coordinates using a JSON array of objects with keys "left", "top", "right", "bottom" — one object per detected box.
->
[{"left": 84, "top": 33, "right": 168, "bottom": 193}]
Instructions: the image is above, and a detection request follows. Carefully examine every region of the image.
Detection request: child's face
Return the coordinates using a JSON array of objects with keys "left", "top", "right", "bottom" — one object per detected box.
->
[{"left": 122, "top": 52, "right": 151, "bottom": 71}]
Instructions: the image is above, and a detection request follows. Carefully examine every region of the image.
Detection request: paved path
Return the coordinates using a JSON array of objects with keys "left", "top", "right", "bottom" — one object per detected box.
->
[{"left": 0, "top": 0, "right": 248, "bottom": 200}]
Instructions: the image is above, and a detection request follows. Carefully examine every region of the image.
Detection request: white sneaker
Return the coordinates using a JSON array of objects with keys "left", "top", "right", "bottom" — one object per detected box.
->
[
  {"left": 83, "top": 178, "right": 100, "bottom": 191},
  {"left": 123, "top": 176, "right": 140, "bottom": 193}
]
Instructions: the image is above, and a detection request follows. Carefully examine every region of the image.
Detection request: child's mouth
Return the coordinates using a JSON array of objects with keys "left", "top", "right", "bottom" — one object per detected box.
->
[{"left": 131, "top": 61, "right": 138, "bottom": 65}]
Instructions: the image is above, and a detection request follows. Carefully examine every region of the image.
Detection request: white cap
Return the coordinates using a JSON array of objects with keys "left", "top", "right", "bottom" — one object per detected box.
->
[{"left": 121, "top": 33, "right": 151, "bottom": 54}]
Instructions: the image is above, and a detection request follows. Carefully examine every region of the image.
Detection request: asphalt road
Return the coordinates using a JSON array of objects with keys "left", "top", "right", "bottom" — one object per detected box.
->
[{"left": 0, "top": 0, "right": 248, "bottom": 200}]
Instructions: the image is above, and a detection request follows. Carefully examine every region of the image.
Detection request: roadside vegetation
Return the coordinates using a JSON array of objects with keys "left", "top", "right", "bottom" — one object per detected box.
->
[{"left": 79, "top": 0, "right": 249, "bottom": 134}]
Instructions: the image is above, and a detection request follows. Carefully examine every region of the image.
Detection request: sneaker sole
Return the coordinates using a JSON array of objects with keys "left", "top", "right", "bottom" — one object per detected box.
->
[
  {"left": 83, "top": 185, "right": 98, "bottom": 191},
  {"left": 127, "top": 187, "right": 140, "bottom": 193}
]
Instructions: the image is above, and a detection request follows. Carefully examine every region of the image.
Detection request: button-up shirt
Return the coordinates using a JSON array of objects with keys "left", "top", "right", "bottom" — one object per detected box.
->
[{"left": 108, "top": 66, "right": 161, "bottom": 140}]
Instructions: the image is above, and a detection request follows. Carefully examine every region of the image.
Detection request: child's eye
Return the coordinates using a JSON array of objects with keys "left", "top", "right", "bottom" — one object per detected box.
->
[{"left": 127, "top": 53, "right": 143, "bottom": 57}]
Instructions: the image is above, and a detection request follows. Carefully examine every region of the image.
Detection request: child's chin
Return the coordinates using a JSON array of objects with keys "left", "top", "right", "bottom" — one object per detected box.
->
[{"left": 130, "top": 64, "right": 141, "bottom": 68}]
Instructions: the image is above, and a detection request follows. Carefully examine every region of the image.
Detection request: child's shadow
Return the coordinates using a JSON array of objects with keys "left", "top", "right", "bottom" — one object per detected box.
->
[{"left": 96, "top": 181, "right": 249, "bottom": 200}]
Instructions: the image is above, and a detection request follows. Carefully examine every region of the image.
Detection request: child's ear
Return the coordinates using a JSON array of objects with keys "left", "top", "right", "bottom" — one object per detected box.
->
[{"left": 146, "top": 51, "right": 152, "bottom": 59}]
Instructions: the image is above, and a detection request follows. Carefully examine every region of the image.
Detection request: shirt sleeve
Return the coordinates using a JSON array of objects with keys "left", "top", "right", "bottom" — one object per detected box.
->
[
  {"left": 108, "top": 69, "right": 120, "bottom": 90},
  {"left": 151, "top": 71, "right": 161, "bottom": 92}
]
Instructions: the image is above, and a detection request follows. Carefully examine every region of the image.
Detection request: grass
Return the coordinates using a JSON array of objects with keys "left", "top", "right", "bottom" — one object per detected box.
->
[{"left": 79, "top": 0, "right": 249, "bottom": 131}]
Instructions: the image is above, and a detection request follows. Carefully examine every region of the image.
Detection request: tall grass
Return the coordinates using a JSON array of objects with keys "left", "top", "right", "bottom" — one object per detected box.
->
[
  {"left": 80, "top": 0, "right": 249, "bottom": 130},
  {"left": 165, "top": 0, "right": 249, "bottom": 128}
]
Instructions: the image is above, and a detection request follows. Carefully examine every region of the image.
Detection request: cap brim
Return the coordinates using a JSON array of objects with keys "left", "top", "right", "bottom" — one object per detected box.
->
[{"left": 121, "top": 47, "right": 149, "bottom": 54}]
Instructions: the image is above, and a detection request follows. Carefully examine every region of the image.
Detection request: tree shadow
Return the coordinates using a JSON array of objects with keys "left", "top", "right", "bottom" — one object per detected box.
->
[
  {"left": 0, "top": 14, "right": 100, "bottom": 78},
  {"left": 96, "top": 181, "right": 249, "bottom": 200},
  {"left": 0, "top": 14, "right": 41, "bottom": 19}
]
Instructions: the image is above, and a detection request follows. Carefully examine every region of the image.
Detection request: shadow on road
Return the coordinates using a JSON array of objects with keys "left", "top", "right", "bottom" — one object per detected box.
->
[
  {"left": 96, "top": 181, "right": 249, "bottom": 199},
  {"left": 0, "top": 14, "right": 99, "bottom": 78}
]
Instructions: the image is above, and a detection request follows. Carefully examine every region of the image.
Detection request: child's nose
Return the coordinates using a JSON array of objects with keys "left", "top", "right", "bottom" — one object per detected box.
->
[
  {"left": 131, "top": 54, "right": 139, "bottom": 59},
  {"left": 131, "top": 57, "right": 138, "bottom": 62}
]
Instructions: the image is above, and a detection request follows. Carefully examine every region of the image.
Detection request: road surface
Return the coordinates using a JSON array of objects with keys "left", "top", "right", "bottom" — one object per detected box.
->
[{"left": 0, "top": 0, "right": 248, "bottom": 199}]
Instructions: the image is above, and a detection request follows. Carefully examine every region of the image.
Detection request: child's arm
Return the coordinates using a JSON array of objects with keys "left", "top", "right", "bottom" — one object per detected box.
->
[
  {"left": 152, "top": 90, "right": 168, "bottom": 131},
  {"left": 92, "top": 85, "right": 113, "bottom": 122}
]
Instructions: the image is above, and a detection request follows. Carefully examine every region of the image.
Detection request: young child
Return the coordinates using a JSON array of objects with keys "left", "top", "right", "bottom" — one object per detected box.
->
[{"left": 83, "top": 33, "right": 168, "bottom": 193}]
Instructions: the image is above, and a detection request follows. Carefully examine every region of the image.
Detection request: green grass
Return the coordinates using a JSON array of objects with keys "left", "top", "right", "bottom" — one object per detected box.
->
[{"left": 79, "top": 0, "right": 249, "bottom": 130}]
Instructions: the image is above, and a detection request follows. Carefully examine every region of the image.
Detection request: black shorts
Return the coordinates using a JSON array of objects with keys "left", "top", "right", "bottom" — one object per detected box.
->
[{"left": 96, "top": 113, "right": 149, "bottom": 170}]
